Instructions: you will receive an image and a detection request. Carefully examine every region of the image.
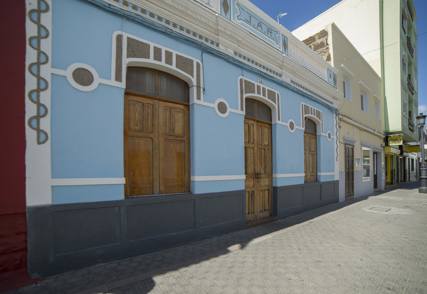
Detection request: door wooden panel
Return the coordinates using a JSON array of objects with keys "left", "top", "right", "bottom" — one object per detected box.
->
[
  {"left": 125, "top": 96, "right": 158, "bottom": 196},
  {"left": 244, "top": 118, "right": 272, "bottom": 222},
  {"left": 344, "top": 144, "right": 354, "bottom": 198},
  {"left": 159, "top": 101, "right": 189, "bottom": 194},
  {"left": 304, "top": 133, "right": 317, "bottom": 183},
  {"left": 125, "top": 94, "right": 189, "bottom": 196}
]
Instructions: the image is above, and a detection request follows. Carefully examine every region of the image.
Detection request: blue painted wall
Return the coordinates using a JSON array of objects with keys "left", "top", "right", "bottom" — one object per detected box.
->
[{"left": 50, "top": 0, "right": 337, "bottom": 203}]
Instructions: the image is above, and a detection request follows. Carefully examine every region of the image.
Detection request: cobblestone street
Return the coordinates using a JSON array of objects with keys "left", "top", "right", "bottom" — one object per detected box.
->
[{"left": 13, "top": 185, "right": 427, "bottom": 294}]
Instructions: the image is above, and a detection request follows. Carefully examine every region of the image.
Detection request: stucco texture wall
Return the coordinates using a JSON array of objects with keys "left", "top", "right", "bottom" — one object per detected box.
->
[{"left": 49, "top": 0, "right": 337, "bottom": 204}]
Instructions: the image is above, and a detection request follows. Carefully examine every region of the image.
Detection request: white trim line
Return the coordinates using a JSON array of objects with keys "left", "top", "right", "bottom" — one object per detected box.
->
[
  {"left": 273, "top": 173, "right": 305, "bottom": 178},
  {"left": 318, "top": 172, "right": 335, "bottom": 176},
  {"left": 52, "top": 67, "right": 124, "bottom": 89},
  {"left": 191, "top": 175, "right": 246, "bottom": 181},
  {"left": 51, "top": 178, "right": 126, "bottom": 186}
]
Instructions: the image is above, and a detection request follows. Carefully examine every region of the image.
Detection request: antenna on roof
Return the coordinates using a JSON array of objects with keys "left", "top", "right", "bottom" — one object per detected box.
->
[{"left": 276, "top": 12, "right": 288, "bottom": 24}]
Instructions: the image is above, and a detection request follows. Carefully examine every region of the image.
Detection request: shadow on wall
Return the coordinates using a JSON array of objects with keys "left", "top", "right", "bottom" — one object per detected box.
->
[{"left": 21, "top": 196, "right": 368, "bottom": 294}]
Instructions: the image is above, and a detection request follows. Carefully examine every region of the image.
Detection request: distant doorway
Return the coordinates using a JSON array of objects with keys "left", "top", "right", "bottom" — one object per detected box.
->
[
  {"left": 344, "top": 144, "right": 354, "bottom": 198},
  {"left": 373, "top": 151, "right": 378, "bottom": 190}
]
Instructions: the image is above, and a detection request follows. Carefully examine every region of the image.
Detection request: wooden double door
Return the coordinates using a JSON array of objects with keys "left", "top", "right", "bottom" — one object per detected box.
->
[
  {"left": 344, "top": 144, "right": 354, "bottom": 198},
  {"left": 244, "top": 118, "right": 272, "bottom": 222},
  {"left": 124, "top": 94, "right": 189, "bottom": 196}
]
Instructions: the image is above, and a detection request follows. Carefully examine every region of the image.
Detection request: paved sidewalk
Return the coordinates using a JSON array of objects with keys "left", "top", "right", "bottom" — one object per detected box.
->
[{"left": 13, "top": 186, "right": 427, "bottom": 294}]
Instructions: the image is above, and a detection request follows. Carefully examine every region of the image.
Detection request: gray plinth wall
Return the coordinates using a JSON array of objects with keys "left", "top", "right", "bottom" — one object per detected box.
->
[
  {"left": 273, "top": 181, "right": 339, "bottom": 217},
  {"left": 27, "top": 181, "right": 338, "bottom": 277}
]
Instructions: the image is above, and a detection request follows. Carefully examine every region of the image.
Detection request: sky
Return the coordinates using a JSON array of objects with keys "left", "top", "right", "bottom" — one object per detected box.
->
[{"left": 250, "top": 0, "right": 427, "bottom": 115}]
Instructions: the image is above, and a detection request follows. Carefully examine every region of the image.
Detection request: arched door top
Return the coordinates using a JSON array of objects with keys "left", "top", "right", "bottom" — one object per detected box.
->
[
  {"left": 301, "top": 103, "right": 323, "bottom": 133},
  {"left": 126, "top": 67, "right": 189, "bottom": 104},
  {"left": 245, "top": 98, "right": 272, "bottom": 123},
  {"left": 113, "top": 32, "right": 203, "bottom": 102},
  {"left": 239, "top": 77, "right": 280, "bottom": 122},
  {"left": 304, "top": 117, "right": 317, "bottom": 134}
]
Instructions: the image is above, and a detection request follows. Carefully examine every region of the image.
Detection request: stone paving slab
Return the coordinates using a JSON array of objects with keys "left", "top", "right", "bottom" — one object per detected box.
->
[{"left": 11, "top": 186, "right": 427, "bottom": 294}]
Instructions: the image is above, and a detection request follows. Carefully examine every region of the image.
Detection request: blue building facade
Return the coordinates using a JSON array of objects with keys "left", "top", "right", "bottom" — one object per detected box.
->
[{"left": 25, "top": 0, "right": 339, "bottom": 276}]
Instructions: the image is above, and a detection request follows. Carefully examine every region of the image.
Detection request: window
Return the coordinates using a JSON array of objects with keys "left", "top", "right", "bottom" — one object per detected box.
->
[
  {"left": 361, "top": 94, "right": 368, "bottom": 112},
  {"left": 343, "top": 79, "right": 352, "bottom": 99},
  {"left": 362, "top": 148, "right": 371, "bottom": 180},
  {"left": 411, "top": 158, "right": 415, "bottom": 171}
]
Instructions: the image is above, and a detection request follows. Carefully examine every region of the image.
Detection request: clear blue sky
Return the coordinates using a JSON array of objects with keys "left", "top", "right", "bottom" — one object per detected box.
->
[{"left": 251, "top": 0, "right": 427, "bottom": 115}]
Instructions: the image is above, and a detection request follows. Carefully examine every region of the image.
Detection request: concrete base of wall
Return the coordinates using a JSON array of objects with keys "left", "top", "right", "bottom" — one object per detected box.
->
[{"left": 27, "top": 181, "right": 339, "bottom": 277}]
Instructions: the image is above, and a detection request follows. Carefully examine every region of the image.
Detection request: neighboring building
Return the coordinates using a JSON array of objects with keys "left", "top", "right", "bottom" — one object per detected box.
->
[
  {"left": 24, "top": 0, "right": 339, "bottom": 277},
  {"left": 293, "top": 0, "right": 419, "bottom": 186},
  {"left": 302, "top": 24, "right": 385, "bottom": 200},
  {"left": 0, "top": 1, "right": 30, "bottom": 291}
]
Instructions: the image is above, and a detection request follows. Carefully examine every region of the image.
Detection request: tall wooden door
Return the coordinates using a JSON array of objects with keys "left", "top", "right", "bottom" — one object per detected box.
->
[
  {"left": 344, "top": 144, "right": 354, "bottom": 198},
  {"left": 124, "top": 67, "right": 189, "bottom": 197},
  {"left": 125, "top": 95, "right": 189, "bottom": 196},
  {"left": 245, "top": 119, "right": 272, "bottom": 222},
  {"left": 244, "top": 99, "right": 272, "bottom": 222},
  {"left": 304, "top": 118, "right": 317, "bottom": 183}
]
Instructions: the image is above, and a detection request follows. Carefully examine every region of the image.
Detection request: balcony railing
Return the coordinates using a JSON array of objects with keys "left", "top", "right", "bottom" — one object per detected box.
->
[
  {"left": 407, "top": 36, "right": 414, "bottom": 57},
  {"left": 407, "top": 75, "right": 415, "bottom": 95}
]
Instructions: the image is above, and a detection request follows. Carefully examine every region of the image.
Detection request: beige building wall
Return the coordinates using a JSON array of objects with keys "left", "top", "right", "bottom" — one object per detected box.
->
[
  {"left": 301, "top": 23, "right": 384, "bottom": 200},
  {"left": 293, "top": 0, "right": 418, "bottom": 141},
  {"left": 330, "top": 24, "right": 385, "bottom": 199}
]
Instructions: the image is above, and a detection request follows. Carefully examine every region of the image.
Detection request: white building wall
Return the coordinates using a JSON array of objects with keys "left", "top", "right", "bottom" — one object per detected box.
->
[{"left": 292, "top": 0, "right": 382, "bottom": 76}]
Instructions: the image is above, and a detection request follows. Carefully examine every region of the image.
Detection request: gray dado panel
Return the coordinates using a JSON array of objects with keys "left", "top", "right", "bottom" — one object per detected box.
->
[
  {"left": 275, "top": 181, "right": 339, "bottom": 218},
  {"left": 320, "top": 181, "right": 338, "bottom": 202},
  {"left": 27, "top": 190, "right": 245, "bottom": 277},
  {"left": 274, "top": 185, "right": 303, "bottom": 217},
  {"left": 27, "top": 183, "right": 338, "bottom": 277},
  {"left": 303, "top": 183, "right": 321, "bottom": 206},
  {"left": 127, "top": 199, "right": 194, "bottom": 240},
  {"left": 53, "top": 206, "right": 121, "bottom": 255},
  {"left": 195, "top": 190, "right": 244, "bottom": 228}
]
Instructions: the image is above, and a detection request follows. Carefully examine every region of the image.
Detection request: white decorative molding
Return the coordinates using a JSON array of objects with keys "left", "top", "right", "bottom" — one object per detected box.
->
[
  {"left": 214, "top": 98, "right": 230, "bottom": 118},
  {"left": 51, "top": 67, "right": 124, "bottom": 89},
  {"left": 238, "top": 76, "right": 281, "bottom": 122},
  {"left": 51, "top": 178, "right": 126, "bottom": 186},
  {"left": 273, "top": 173, "right": 305, "bottom": 178},
  {"left": 25, "top": 0, "right": 53, "bottom": 206},
  {"left": 112, "top": 31, "right": 204, "bottom": 104},
  {"left": 65, "top": 63, "right": 100, "bottom": 92},
  {"left": 318, "top": 172, "right": 335, "bottom": 176},
  {"left": 100, "top": 0, "right": 339, "bottom": 107},
  {"left": 301, "top": 103, "right": 323, "bottom": 132},
  {"left": 191, "top": 175, "right": 246, "bottom": 181},
  {"left": 287, "top": 119, "right": 296, "bottom": 132}
]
